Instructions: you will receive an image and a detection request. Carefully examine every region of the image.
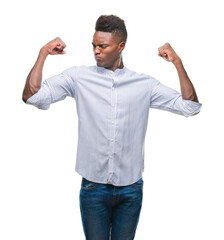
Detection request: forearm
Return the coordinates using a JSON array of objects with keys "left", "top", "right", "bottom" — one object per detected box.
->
[
  {"left": 173, "top": 58, "right": 199, "bottom": 102},
  {"left": 22, "top": 48, "right": 48, "bottom": 102}
]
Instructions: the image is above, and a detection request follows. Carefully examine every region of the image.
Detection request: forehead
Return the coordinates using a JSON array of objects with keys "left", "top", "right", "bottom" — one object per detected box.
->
[{"left": 93, "top": 31, "right": 118, "bottom": 44}]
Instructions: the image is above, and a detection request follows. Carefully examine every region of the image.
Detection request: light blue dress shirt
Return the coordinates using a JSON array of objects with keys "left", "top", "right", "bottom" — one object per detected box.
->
[{"left": 27, "top": 65, "right": 201, "bottom": 186}]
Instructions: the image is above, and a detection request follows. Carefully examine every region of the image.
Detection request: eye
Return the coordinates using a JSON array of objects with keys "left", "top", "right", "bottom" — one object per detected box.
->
[
  {"left": 100, "top": 45, "right": 108, "bottom": 49},
  {"left": 92, "top": 43, "right": 108, "bottom": 49}
]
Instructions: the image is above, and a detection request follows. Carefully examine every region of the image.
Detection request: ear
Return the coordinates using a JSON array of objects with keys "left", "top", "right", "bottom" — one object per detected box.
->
[{"left": 119, "top": 41, "right": 126, "bottom": 53}]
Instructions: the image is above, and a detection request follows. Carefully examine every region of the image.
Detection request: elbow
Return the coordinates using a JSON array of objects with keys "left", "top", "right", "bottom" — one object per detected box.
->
[
  {"left": 22, "top": 85, "right": 40, "bottom": 103},
  {"left": 182, "top": 94, "right": 199, "bottom": 103},
  {"left": 22, "top": 92, "right": 32, "bottom": 103},
  {"left": 22, "top": 94, "right": 31, "bottom": 103},
  {"left": 22, "top": 96, "right": 27, "bottom": 103},
  {"left": 22, "top": 90, "right": 30, "bottom": 103},
  {"left": 182, "top": 89, "right": 199, "bottom": 103}
]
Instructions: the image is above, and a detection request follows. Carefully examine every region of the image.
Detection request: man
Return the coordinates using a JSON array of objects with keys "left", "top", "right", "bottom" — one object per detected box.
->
[{"left": 22, "top": 15, "right": 201, "bottom": 240}]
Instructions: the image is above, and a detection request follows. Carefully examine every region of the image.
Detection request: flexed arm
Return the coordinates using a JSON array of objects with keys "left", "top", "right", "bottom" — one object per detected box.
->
[
  {"left": 158, "top": 43, "right": 199, "bottom": 102},
  {"left": 22, "top": 37, "right": 66, "bottom": 102}
]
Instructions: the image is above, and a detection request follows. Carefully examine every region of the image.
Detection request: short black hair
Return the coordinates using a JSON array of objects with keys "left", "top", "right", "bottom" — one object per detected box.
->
[{"left": 95, "top": 15, "right": 127, "bottom": 42}]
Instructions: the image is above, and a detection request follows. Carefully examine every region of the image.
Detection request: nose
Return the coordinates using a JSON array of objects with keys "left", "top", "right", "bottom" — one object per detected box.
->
[{"left": 94, "top": 46, "right": 100, "bottom": 55}]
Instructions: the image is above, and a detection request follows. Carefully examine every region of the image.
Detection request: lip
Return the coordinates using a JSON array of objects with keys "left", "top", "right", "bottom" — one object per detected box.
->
[{"left": 95, "top": 56, "right": 101, "bottom": 61}]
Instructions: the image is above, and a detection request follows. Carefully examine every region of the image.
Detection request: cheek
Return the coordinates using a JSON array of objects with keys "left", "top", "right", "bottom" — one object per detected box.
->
[{"left": 104, "top": 49, "right": 119, "bottom": 60}]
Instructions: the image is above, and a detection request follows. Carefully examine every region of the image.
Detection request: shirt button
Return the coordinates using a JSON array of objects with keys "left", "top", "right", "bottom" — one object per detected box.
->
[
  {"left": 112, "top": 87, "right": 114, "bottom": 91},
  {"left": 107, "top": 179, "right": 112, "bottom": 184}
]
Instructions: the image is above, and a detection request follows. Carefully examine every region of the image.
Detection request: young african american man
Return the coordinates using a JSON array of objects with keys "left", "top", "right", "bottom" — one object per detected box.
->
[{"left": 22, "top": 15, "right": 201, "bottom": 240}]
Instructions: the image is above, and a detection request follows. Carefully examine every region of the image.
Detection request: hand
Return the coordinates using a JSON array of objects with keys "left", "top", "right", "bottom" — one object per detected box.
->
[
  {"left": 41, "top": 37, "right": 67, "bottom": 55},
  {"left": 158, "top": 43, "right": 180, "bottom": 63}
]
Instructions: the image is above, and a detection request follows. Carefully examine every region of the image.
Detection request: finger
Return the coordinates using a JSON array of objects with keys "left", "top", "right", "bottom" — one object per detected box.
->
[
  {"left": 158, "top": 47, "right": 166, "bottom": 55},
  {"left": 57, "top": 48, "right": 66, "bottom": 54},
  {"left": 159, "top": 51, "right": 167, "bottom": 58},
  {"left": 59, "top": 50, "right": 66, "bottom": 54},
  {"left": 57, "top": 41, "right": 66, "bottom": 48},
  {"left": 48, "top": 48, "right": 62, "bottom": 55},
  {"left": 53, "top": 45, "right": 66, "bottom": 52},
  {"left": 158, "top": 45, "right": 166, "bottom": 51},
  {"left": 54, "top": 37, "right": 66, "bottom": 46},
  {"left": 55, "top": 43, "right": 65, "bottom": 49},
  {"left": 158, "top": 51, "right": 166, "bottom": 57}
]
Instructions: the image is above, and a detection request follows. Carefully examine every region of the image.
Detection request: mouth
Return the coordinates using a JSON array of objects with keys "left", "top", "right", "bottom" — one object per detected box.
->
[{"left": 95, "top": 56, "right": 102, "bottom": 61}]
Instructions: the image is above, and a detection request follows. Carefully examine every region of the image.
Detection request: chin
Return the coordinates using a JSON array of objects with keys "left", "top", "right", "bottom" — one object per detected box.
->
[{"left": 96, "top": 62, "right": 106, "bottom": 68}]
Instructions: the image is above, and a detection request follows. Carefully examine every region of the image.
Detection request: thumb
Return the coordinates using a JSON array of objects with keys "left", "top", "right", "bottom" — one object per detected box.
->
[
  {"left": 59, "top": 50, "right": 66, "bottom": 54},
  {"left": 48, "top": 48, "right": 52, "bottom": 54}
]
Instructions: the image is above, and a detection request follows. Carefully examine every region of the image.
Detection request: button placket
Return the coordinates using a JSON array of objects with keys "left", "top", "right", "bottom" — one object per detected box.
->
[{"left": 108, "top": 75, "right": 118, "bottom": 179}]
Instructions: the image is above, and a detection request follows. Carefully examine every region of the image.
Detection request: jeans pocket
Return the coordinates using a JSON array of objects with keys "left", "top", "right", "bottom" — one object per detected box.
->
[
  {"left": 132, "top": 178, "right": 144, "bottom": 188},
  {"left": 81, "top": 178, "right": 98, "bottom": 190}
]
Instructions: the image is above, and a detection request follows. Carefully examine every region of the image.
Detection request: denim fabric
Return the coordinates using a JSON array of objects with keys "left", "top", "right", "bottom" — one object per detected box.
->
[{"left": 79, "top": 177, "right": 143, "bottom": 240}]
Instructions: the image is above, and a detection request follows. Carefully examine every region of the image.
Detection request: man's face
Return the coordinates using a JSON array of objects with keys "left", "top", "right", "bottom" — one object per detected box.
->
[{"left": 92, "top": 31, "right": 125, "bottom": 71}]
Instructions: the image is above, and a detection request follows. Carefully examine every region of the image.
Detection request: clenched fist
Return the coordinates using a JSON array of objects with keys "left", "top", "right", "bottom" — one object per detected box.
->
[
  {"left": 41, "top": 37, "right": 67, "bottom": 55},
  {"left": 158, "top": 43, "right": 180, "bottom": 63}
]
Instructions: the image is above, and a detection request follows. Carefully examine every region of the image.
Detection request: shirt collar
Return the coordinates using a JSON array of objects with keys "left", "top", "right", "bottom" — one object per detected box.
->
[{"left": 97, "top": 66, "right": 127, "bottom": 76}]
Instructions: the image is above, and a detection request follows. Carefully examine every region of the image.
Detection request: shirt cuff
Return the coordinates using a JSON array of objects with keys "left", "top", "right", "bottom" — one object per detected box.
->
[
  {"left": 26, "top": 92, "right": 50, "bottom": 110},
  {"left": 184, "top": 99, "right": 202, "bottom": 117}
]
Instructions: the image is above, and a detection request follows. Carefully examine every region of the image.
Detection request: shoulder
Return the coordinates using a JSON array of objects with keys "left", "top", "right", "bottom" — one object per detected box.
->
[
  {"left": 63, "top": 65, "right": 97, "bottom": 74},
  {"left": 125, "top": 67, "right": 159, "bottom": 85},
  {"left": 61, "top": 65, "right": 97, "bottom": 80}
]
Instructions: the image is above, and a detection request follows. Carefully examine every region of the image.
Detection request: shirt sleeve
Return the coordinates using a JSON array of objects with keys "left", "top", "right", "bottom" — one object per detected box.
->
[
  {"left": 150, "top": 78, "right": 202, "bottom": 117},
  {"left": 26, "top": 67, "right": 77, "bottom": 110}
]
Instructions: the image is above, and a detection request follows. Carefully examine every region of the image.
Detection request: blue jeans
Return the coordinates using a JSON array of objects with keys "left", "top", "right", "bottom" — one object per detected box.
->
[{"left": 79, "top": 177, "right": 143, "bottom": 240}]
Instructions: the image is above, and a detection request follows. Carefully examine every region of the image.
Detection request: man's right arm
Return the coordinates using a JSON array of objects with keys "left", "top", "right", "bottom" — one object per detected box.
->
[{"left": 22, "top": 37, "right": 66, "bottom": 102}]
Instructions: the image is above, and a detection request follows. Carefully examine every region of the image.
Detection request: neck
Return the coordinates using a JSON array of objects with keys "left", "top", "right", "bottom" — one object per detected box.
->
[
  {"left": 108, "top": 57, "right": 124, "bottom": 72},
  {"left": 118, "top": 59, "right": 124, "bottom": 69}
]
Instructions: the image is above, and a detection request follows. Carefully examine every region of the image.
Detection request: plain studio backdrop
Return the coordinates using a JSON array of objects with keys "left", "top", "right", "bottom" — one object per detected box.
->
[{"left": 0, "top": 0, "right": 223, "bottom": 239}]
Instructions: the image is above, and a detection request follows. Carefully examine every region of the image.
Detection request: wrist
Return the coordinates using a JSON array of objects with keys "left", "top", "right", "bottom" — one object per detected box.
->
[
  {"left": 172, "top": 57, "right": 182, "bottom": 67},
  {"left": 173, "top": 57, "right": 183, "bottom": 70},
  {"left": 40, "top": 46, "right": 49, "bottom": 57}
]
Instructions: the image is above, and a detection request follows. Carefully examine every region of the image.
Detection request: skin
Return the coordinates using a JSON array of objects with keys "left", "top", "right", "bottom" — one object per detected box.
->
[
  {"left": 92, "top": 31, "right": 125, "bottom": 71},
  {"left": 158, "top": 43, "right": 198, "bottom": 102},
  {"left": 22, "top": 33, "right": 199, "bottom": 103},
  {"left": 22, "top": 37, "right": 66, "bottom": 102}
]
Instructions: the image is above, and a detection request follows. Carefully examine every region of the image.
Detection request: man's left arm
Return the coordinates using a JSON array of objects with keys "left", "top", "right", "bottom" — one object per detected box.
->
[{"left": 158, "top": 43, "right": 199, "bottom": 102}]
